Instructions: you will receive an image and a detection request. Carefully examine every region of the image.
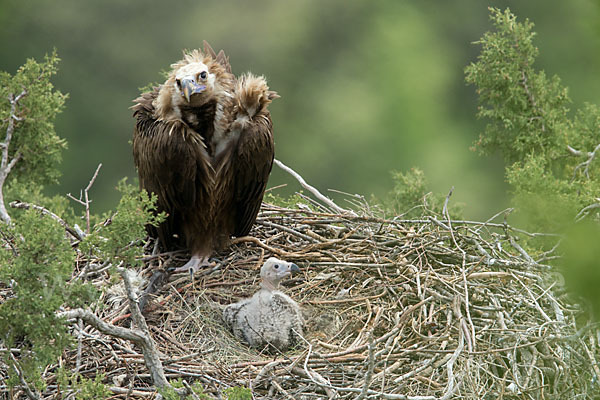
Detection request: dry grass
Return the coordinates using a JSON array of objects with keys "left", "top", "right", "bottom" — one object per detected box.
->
[{"left": 3, "top": 194, "right": 600, "bottom": 399}]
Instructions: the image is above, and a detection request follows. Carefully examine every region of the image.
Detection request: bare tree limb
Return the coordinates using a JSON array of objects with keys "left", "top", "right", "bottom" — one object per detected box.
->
[
  {"left": 567, "top": 143, "right": 600, "bottom": 181},
  {"left": 67, "top": 163, "right": 102, "bottom": 234},
  {"left": 0, "top": 90, "right": 28, "bottom": 224},
  {"left": 8, "top": 351, "right": 40, "bottom": 400},
  {"left": 274, "top": 159, "right": 356, "bottom": 216},
  {"left": 59, "top": 265, "right": 171, "bottom": 391},
  {"left": 58, "top": 308, "right": 149, "bottom": 343},
  {"left": 575, "top": 199, "right": 600, "bottom": 222},
  {"left": 9, "top": 200, "right": 83, "bottom": 241},
  {"left": 118, "top": 265, "right": 169, "bottom": 388}
]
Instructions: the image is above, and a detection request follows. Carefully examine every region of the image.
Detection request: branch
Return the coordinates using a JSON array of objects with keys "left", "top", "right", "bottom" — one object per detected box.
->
[
  {"left": 59, "top": 265, "right": 170, "bottom": 390},
  {"left": 118, "top": 265, "right": 170, "bottom": 388},
  {"left": 575, "top": 199, "right": 600, "bottom": 222},
  {"left": 4, "top": 152, "right": 22, "bottom": 176},
  {"left": 273, "top": 159, "right": 356, "bottom": 216},
  {"left": 0, "top": 90, "right": 27, "bottom": 224},
  {"left": 567, "top": 143, "right": 600, "bottom": 181},
  {"left": 8, "top": 351, "right": 40, "bottom": 400},
  {"left": 356, "top": 336, "right": 375, "bottom": 400},
  {"left": 2, "top": 90, "right": 27, "bottom": 171},
  {"left": 9, "top": 200, "right": 83, "bottom": 241},
  {"left": 67, "top": 163, "right": 102, "bottom": 234},
  {"left": 520, "top": 70, "right": 545, "bottom": 133},
  {"left": 58, "top": 308, "right": 148, "bottom": 343}
]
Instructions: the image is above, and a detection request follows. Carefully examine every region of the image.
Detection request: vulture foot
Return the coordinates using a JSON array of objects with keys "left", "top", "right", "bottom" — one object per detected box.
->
[{"left": 171, "top": 255, "right": 214, "bottom": 275}]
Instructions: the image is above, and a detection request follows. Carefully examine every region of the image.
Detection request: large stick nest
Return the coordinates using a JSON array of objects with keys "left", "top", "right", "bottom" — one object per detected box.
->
[{"left": 5, "top": 194, "right": 600, "bottom": 399}]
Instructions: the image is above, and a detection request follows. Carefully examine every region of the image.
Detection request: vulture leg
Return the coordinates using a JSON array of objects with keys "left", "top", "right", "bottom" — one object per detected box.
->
[{"left": 171, "top": 255, "right": 214, "bottom": 274}]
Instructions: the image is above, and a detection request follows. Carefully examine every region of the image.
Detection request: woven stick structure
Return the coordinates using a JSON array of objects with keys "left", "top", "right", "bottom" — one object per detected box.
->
[{"left": 2, "top": 178, "right": 599, "bottom": 399}]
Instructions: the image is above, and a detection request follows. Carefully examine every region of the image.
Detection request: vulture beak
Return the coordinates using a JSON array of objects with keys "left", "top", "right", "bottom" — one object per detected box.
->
[
  {"left": 180, "top": 77, "right": 207, "bottom": 102},
  {"left": 290, "top": 263, "right": 300, "bottom": 274}
]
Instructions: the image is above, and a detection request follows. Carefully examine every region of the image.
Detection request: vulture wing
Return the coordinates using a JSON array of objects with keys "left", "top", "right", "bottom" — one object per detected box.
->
[
  {"left": 231, "top": 113, "right": 275, "bottom": 237},
  {"left": 132, "top": 88, "right": 214, "bottom": 250}
]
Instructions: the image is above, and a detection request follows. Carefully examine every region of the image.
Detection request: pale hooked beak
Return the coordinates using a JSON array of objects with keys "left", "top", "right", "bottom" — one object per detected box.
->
[{"left": 180, "top": 77, "right": 206, "bottom": 102}]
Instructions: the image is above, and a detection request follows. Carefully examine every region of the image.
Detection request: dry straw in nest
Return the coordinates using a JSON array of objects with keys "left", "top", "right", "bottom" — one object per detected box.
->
[{"left": 2, "top": 165, "right": 599, "bottom": 399}]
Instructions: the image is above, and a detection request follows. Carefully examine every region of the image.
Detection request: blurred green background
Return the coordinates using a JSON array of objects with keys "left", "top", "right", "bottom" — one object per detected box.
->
[{"left": 1, "top": 0, "right": 599, "bottom": 219}]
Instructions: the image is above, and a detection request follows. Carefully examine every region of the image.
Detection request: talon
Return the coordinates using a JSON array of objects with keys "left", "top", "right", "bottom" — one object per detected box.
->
[
  {"left": 208, "top": 257, "right": 222, "bottom": 266},
  {"left": 170, "top": 255, "right": 211, "bottom": 275}
]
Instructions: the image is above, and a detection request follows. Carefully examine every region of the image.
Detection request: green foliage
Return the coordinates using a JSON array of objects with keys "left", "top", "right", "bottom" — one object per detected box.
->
[
  {"left": 388, "top": 168, "right": 428, "bottom": 216},
  {"left": 468, "top": 7, "right": 600, "bottom": 318},
  {"left": 7, "top": 180, "right": 76, "bottom": 222},
  {"left": 385, "top": 168, "right": 462, "bottom": 218},
  {"left": 466, "top": 8, "right": 600, "bottom": 230},
  {"left": 0, "top": 53, "right": 166, "bottom": 395},
  {"left": 264, "top": 191, "right": 312, "bottom": 210},
  {"left": 0, "top": 210, "right": 95, "bottom": 391},
  {"left": 158, "top": 379, "right": 252, "bottom": 399},
  {"left": 224, "top": 386, "right": 252, "bottom": 400},
  {"left": 0, "top": 50, "right": 67, "bottom": 187},
  {"left": 57, "top": 369, "right": 111, "bottom": 400},
  {"left": 465, "top": 8, "right": 571, "bottom": 164},
  {"left": 560, "top": 221, "right": 600, "bottom": 316},
  {"left": 80, "top": 179, "right": 165, "bottom": 267},
  {"left": 159, "top": 378, "right": 210, "bottom": 399}
]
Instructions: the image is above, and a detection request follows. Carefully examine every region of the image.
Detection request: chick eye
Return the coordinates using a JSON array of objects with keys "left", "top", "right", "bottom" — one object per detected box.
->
[
  {"left": 175, "top": 79, "right": 182, "bottom": 89},
  {"left": 200, "top": 71, "right": 207, "bottom": 80},
  {"left": 273, "top": 264, "right": 280, "bottom": 269}
]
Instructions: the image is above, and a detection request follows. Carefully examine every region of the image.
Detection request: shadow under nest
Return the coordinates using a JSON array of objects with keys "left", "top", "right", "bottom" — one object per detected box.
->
[{"left": 74, "top": 197, "right": 596, "bottom": 399}]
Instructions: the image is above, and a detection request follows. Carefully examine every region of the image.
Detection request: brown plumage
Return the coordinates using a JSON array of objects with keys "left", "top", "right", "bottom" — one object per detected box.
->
[{"left": 132, "top": 42, "right": 277, "bottom": 272}]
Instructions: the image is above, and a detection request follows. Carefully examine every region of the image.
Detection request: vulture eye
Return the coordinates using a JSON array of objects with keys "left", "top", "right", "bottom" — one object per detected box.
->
[
  {"left": 200, "top": 71, "right": 208, "bottom": 80},
  {"left": 273, "top": 264, "right": 280, "bottom": 270},
  {"left": 175, "top": 79, "right": 182, "bottom": 89}
]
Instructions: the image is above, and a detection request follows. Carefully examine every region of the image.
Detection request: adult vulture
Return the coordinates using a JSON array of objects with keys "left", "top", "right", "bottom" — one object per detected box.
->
[{"left": 132, "top": 42, "right": 277, "bottom": 272}]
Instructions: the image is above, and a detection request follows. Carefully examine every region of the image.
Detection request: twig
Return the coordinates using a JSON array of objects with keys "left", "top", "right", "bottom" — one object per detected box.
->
[
  {"left": 270, "top": 380, "right": 295, "bottom": 400},
  {"left": 274, "top": 158, "right": 356, "bottom": 216},
  {"left": 67, "top": 163, "right": 102, "bottom": 234},
  {"left": 356, "top": 335, "right": 376, "bottom": 400},
  {"left": 8, "top": 351, "right": 39, "bottom": 400},
  {"left": 574, "top": 200, "right": 600, "bottom": 222},
  {"left": 75, "top": 318, "right": 83, "bottom": 372},
  {"left": 567, "top": 143, "right": 600, "bottom": 181},
  {"left": 181, "top": 380, "right": 202, "bottom": 400},
  {"left": 442, "top": 186, "right": 454, "bottom": 217},
  {"left": 9, "top": 200, "right": 83, "bottom": 241}
]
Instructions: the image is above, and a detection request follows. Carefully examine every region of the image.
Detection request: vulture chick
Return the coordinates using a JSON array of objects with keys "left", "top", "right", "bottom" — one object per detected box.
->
[
  {"left": 223, "top": 258, "right": 303, "bottom": 351},
  {"left": 132, "top": 43, "right": 277, "bottom": 273}
]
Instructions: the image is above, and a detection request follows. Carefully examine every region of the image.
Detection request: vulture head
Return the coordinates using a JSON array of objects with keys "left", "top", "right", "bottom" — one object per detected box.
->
[
  {"left": 154, "top": 48, "right": 234, "bottom": 121},
  {"left": 260, "top": 257, "right": 300, "bottom": 291}
]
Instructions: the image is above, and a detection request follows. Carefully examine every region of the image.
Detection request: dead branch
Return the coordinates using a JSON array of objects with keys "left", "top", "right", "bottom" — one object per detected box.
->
[
  {"left": 8, "top": 351, "right": 39, "bottom": 400},
  {"left": 57, "top": 265, "right": 171, "bottom": 392},
  {"left": 0, "top": 89, "right": 27, "bottom": 224},
  {"left": 9, "top": 200, "right": 83, "bottom": 241},
  {"left": 567, "top": 143, "right": 600, "bottom": 180},
  {"left": 67, "top": 163, "right": 102, "bottom": 234},
  {"left": 274, "top": 158, "right": 356, "bottom": 216}
]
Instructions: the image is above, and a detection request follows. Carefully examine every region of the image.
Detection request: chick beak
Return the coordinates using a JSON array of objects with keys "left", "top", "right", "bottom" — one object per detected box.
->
[
  {"left": 290, "top": 263, "right": 300, "bottom": 274},
  {"left": 181, "top": 77, "right": 207, "bottom": 102}
]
